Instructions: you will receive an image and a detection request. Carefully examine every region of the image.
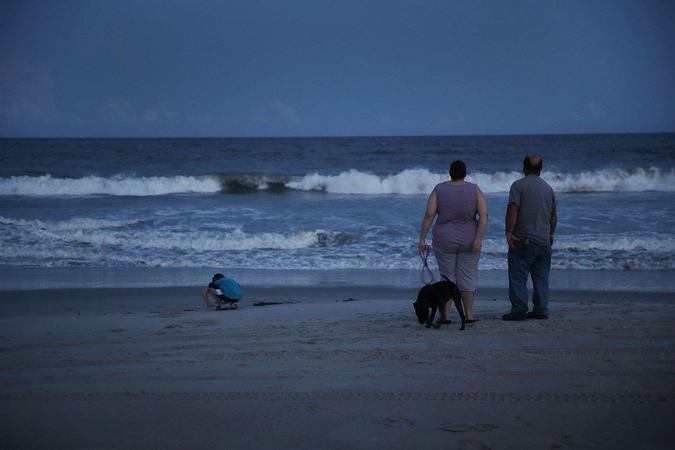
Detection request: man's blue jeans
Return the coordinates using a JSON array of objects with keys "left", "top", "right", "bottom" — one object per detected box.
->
[{"left": 508, "top": 241, "right": 552, "bottom": 315}]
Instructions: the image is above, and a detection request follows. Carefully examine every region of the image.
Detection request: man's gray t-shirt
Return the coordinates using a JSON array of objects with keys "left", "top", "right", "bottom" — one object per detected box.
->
[{"left": 509, "top": 175, "right": 556, "bottom": 246}]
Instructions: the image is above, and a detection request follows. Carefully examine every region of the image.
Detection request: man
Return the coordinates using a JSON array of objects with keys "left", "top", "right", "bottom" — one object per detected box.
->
[{"left": 503, "top": 155, "right": 557, "bottom": 321}]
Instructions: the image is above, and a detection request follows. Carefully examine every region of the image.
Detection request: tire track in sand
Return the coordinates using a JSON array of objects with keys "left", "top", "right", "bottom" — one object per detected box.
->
[{"left": 2, "top": 391, "right": 672, "bottom": 404}]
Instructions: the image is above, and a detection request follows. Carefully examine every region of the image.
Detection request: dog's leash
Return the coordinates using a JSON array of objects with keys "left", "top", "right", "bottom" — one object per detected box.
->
[{"left": 419, "top": 245, "right": 435, "bottom": 285}]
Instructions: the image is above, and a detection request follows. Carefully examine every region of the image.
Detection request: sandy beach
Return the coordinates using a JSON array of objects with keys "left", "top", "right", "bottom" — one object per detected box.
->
[{"left": 1, "top": 285, "right": 674, "bottom": 449}]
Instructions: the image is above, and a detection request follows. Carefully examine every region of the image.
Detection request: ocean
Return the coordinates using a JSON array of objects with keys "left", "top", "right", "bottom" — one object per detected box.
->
[{"left": 1, "top": 134, "right": 674, "bottom": 292}]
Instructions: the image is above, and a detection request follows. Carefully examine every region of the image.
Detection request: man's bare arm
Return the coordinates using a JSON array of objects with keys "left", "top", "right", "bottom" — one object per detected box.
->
[
  {"left": 505, "top": 203, "right": 519, "bottom": 249},
  {"left": 549, "top": 205, "right": 557, "bottom": 245}
]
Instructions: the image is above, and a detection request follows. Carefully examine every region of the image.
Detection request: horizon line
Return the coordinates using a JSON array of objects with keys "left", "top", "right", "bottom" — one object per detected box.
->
[{"left": 2, "top": 131, "right": 674, "bottom": 140}]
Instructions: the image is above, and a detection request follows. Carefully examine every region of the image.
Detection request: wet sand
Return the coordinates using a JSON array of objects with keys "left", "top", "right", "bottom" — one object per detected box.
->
[{"left": 1, "top": 286, "right": 674, "bottom": 449}]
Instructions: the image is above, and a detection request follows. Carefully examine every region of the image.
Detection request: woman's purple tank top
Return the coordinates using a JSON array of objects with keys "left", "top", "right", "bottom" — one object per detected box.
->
[{"left": 432, "top": 182, "right": 478, "bottom": 246}]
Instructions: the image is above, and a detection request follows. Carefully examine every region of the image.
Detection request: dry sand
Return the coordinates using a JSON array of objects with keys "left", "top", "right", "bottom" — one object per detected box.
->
[{"left": 1, "top": 286, "right": 674, "bottom": 449}]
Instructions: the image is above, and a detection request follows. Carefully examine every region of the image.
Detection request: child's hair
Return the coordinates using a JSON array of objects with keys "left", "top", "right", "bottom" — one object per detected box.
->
[{"left": 212, "top": 273, "right": 225, "bottom": 282}]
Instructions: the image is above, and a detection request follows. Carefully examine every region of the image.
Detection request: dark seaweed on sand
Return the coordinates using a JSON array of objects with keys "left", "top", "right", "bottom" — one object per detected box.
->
[{"left": 253, "top": 301, "right": 296, "bottom": 307}]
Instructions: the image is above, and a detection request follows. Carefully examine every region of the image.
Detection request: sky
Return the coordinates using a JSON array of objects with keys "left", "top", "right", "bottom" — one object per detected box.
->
[{"left": 1, "top": 0, "right": 674, "bottom": 138}]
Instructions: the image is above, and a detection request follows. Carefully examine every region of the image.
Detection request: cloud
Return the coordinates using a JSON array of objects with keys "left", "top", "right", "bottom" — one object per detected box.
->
[
  {"left": 104, "top": 98, "right": 137, "bottom": 121},
  {"left": 249, "top": 105, "right": 271, "bottom": 125},
  {"left": 272, "top": 99, "right": 299, "bottom": 125},
  {"left": 142, "top": 107, "right": 181, "bottom": 123},
  {"left": 438, "top": 114, "right": 467, "bottom": 131},
  {"left": 105, "top": 99, "right": 185, "bottom": 124},
  {"left": 587, "top": 101, "right": 607, "bottom": 120},
  {"left": 0, "top": 62, "right": 55, "bottom": 121}
]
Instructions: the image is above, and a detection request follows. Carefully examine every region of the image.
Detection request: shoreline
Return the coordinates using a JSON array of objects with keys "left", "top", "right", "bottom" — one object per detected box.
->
[
  {"left": 2, "top": 267, "right": 674, "bottom": 293},
  {"left": 2, "top": 286, "right": 675, "bottom": 312}
]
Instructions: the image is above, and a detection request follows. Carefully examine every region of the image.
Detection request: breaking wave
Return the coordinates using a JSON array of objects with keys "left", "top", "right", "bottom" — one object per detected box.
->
[
  {"left": 0, "top": 216, "right": 343, "bottom": 251},
  {"left": 0, "top": 174, "right": 222, "bottom": 196},
  {"left": 1, "top": 167, "right": 674, "bottom": 197},
  {"left": 2, "top": 215, "right": 673, "bottom": 271},
  {"left": 288, "top": 167, "right": 675, "bottom": 194}
]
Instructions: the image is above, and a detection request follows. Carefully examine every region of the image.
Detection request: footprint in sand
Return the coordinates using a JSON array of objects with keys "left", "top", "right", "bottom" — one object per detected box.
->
[
  {"left": 373, "top": 417, "right": 414, "bottom": 427},
  {"left": 458, "top": 439, "right": 492, "bottom": 450},
  {"left": 439, "top": 422, "right": 499, "bottom": 433},
  {"left": 555, "top": 434, "right": 604, "bottom": 448}
]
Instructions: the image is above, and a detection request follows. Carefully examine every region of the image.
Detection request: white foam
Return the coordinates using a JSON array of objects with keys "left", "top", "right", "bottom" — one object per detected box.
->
[
  {"left": 286, "top": 167, "right": 675, "bottom": 195},
  {"left": 0, "top": 217, "right": 339, "bottom": 252},
  {"left": 546, "top": 167, "right": 675, "bottom": 193},
  {"left": 0, "top": 216, "right": 137, "bottom": 230},
  {"left": 287, "top": 169, "right": 448, "bottom": 194},
  {"left": 0, "top": 174, "right": 221, "bottom": 196},
  {"left": 477, "top": 235, "right": 675, "bottom": 254},
  {"left": 557, "top": 235, "right": 675, "bottom": 252},
  {"left": 3, "top": 220, "right": 673, "bottom": 271},
  {"left": 120, "top": 229, "right": 336, "bottom": 251},
  {"left": 2, "top": 167, "right": 674, "bottom": 197}
]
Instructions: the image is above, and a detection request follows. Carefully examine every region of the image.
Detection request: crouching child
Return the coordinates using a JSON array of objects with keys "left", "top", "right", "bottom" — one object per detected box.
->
[{"left": 201, "top": 273, "right": 243, "bottom": 310}]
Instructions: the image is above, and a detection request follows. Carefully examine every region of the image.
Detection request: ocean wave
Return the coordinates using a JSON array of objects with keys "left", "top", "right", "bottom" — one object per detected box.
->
[
  {"left": 3, "top": 245, "right": 674, "bottom": 271},
  {"left": 0, "top": 217, "right": 344, "bottom": 251},
  {"left": 286, "top": 167, "right": 675, "bottom": 194},
  {"left": 286, "top": 169, "right": 442, "bottom": 194},
  {"left": 2, "top": 217, "right": 674, "bottom": 271},
  {"left": 545, "top": 167, "right": 675, "bottom": 193},
  {"left": 0, "top": 216, "right": 138, "bottom": 230},
  {"left": 1, "top": 167, "right": 673, "bottom": 197},
  {"left": 0, "top": 174, "right": 221, "bottom": 196},
  {"left": 556, "top": 235, "right": 675, "bottom": 253},
  {"left": 478, "top": 235, "right": 675, "bottom": 254}
]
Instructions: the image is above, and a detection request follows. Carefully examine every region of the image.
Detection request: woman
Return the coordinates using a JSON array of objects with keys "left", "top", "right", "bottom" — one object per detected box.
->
[{"left": 418, "top": 160, "right": 488, "bottom": 323}]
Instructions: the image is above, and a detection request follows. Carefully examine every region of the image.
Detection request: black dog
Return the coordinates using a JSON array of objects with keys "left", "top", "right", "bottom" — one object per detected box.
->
[{"left": 413, "top": 276, "right": 466, "bottom": 330}]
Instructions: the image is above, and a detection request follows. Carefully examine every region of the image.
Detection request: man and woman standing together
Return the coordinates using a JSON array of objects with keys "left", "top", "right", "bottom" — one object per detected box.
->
[{"left": 419, "top": 155, "right": 557, "bottom": 322}]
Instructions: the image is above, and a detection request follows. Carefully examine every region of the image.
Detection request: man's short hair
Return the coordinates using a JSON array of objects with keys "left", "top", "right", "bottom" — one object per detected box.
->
[
  {"left": 523, "top": 156, "right": 543, "bottom": 174},
  {"left": 449, "top": 160, "right": 467, "bottom": 180}
]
